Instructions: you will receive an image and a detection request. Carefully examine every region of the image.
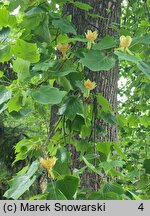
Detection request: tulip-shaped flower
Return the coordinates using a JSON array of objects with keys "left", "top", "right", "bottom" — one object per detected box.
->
[
  {"left": 57, "top": 43, "right": 70, "bottom": 60},
  {"left": 40, "top": 157, "right": 57, "bottom": 178},
  {"left": 85, "top": 30, "right": 98, "bottom": 49},
  {"left": 84, "top": 79, "right": 96, "bottom": 97},
  {"left": 120, "top": 35, "right": 132, "bottom": 48}
]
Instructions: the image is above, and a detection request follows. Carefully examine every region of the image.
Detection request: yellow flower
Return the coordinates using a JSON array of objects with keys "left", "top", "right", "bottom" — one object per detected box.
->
[
  {"left": 120, "top": 35, "right": 132, "bottom": 48},
  {"left": 84, "top": 79, "right": 96, "bottom": 91},
  {"left": 57, "top": 43, "right": 70, "bottom": 59},
  {"left": 57, "top": 43, "right": 70, "bottom": 53},
  {"left": 40, "top": 157, "right": 57, "bottom": 172},
  {"left": 85, "top": 30, "right": 98, "bottom": 42}
]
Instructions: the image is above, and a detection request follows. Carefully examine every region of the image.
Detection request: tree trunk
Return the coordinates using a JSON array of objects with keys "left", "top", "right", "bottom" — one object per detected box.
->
[{"left": 64, "top": 0, "right": 121, "bottom": 190}]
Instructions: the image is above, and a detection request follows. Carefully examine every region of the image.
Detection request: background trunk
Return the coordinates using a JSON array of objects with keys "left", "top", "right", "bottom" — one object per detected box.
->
[{"left": 63, "top": 0, "right": 122, "bottom": 190}]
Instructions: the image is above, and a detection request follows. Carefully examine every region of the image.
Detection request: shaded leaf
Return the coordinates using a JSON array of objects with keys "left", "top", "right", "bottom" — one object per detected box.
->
[
  {"left": 143, "top": 159, "right": 150, "bottom": 174},
  {"left": 93, "top": 36, "right": 117, "bottom": 50},
  {"left": 52, "top": 18, "right": 76, "bottom": 35},
  {"left": 56, "top": 176, "right": 79, "bottom": 200},
  {"left": 101, "top": 112, "right": 117, "bottom": 125},
  {"left": 97, "top": 93, "right": 111, "bottom": 112},
  {"left": 103, "top": 183, "right": 125, "bottom": 195},
  {"left": 80, "top": 50, "right": 116, "bottom": 71}
]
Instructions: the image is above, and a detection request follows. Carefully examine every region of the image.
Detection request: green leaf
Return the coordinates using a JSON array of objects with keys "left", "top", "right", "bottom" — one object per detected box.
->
[
  {"left": 103, "top": 183, "right": 124, "bottom": 195},
  {"left": 59, "top": 97, "right": 84, "bottom": 120},
  {"left": 75, "top": 81, "right": 88, "bottom": 94},
  {"left": 0, "top": 103, "right": 7, "bottom": 114},
  {"left": 34, "top": 15, "right": 51, "bottom": 43},
  {"left": 114, "top": 51, "right": 141, "bottom": 63},
  {"left": 59, "top": 77, "right": 73, "bottom": 91},
  {"left": 13, "top": 58, "right": 30, "bottom": 81},
  {"left": 96, "top": 142, "right": 111, "bottom": 157},
  {"left": 13, "top": 139, "right": 34, "bottom": 163},
  {"left": 113, "top": 143, "right": 127, "bottom": 160},
  {"left": 143, "top": 159, "right": 150, "bottom": 174},
  {"left": 74, "top": 140, "right": 92, "bottom": 155},
  {"left": 101, "top": 112, "right": 117, "bottom": 125},
  {"left": 127, "top": 190, "right": 141, "bottom": 200},
  {"left": 88, "top": 192, "right": 121, "bottom": 200},
  {"left": 97, "top": 93, "right": 111, "bottom": 112},
  {"left": 0, "top": 45, "right": 12, "bottom": 62},
  {"left": 140, "top": 115, "right": 150, "bottom": 127},
  {"left": 46, "top": 183, "right": 67, "bottom": 200},
  {"left": 133, "top": 35, "right": 150, "bottom": 45},
  {"left": 32, "top": 61, "right": 55, "bottom": 72},
  {"left": 4, "top": 161, "right": 39, "bottom": 200},
  {"left": 137, "top": 61, "right": 150, "bottom": 78},
  {"left": 13, "top": 39, "right": 40, "bottom": 63},
  {"left": 71, "top": 115, "right": 85, "bottom": 132},
  {"left": 7, "top": 94, "right": 23, "bottom": 113},
  {"left": 0, "top": 27, "right": 10, "bottom": 42},
  {"left": 80, "top": 50, "right": 116, "bottom": 71},
  {"left": 0, "top": 8, "right": 9, "bottom": 27},
  {"left": 117, "top": 114, "right": 127, "bottom": 127},
  {"left": 56, "top": 176, "right": 79, "bottom": 200},
  {"left": 0, "top": 85, "right": 12, "bottom": 105},
  {"left": 53, "top": 147, "right": 71, "bottom": 179},
  {"left": 52, "top": 18, "right": 76, "bottom": 35},
  {"left": 93, "top": 36, "right": 117, "bottom": 50},
  {"left": 32, "top": 86, "right": 66, "bottom": 104},
  {"left": 0, "top": 71, "right": 4, "bottom": 78},
  {"left": 73, "top": 2, "right": 92, "bottom": 11},
  {"left": 99, "top": 161, "right": 125, "bottom": 173},
  {"left": 51, "top": 67, "right": 77, "bottom": 77},
  {"left": 82, "top": 156, "right": 102, "bottom": 176}
]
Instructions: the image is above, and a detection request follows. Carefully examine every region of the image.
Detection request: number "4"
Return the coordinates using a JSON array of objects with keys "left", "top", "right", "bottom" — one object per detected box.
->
[{"left": 138, "top": 203, "right": 144, "bottom": 211}]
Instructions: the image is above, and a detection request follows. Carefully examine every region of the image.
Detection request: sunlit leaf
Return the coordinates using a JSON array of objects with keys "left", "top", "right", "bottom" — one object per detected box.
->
[{"left": 32, "top": 86, "right": 66, "bottom": 104}]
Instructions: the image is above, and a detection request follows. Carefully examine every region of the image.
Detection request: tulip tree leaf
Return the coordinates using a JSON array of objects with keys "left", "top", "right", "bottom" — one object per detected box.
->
[
  {"left": 114, "top": 51, "right": 141, "bottom": 63},
  {"left": 80, "top": 50, "right": 116, "bottom": 71},
  {"left": 13, "top": 39, "right": 40, "bottom": 63},
  {"left": 73, "top": 2, "right": 92, "bottom": 11},
  {"left": 0, "top": 45, "right": 12, "bottom": 63},
  {"left": 56, "top": 176, "right": 79, "bottom": 199},
  {"left": 4, "top": 160, "right": 39, "bottom": 200},
  {"left": 13, "top": 58, "right": 30, "bottom": 81},
  {"left": 0, "top": 8, "right": 9, "bottom": 27},
  {"left": 32, "top": 86, "right": 67, "bottom": 104},
  {"left": 137, "top": 61, "right": 150, "bottom": 78},
  {"left": 52, "top": 18, "right": 76, "bottom": 35},
  {"left": 93, "top": 36, "right": 117, "bottom": 50},
  {"left": 143, "top": 159, "right": 150, "bottom": 174},
  {"left": 0, "top": 86, "right": 12, "bottom": 105}
]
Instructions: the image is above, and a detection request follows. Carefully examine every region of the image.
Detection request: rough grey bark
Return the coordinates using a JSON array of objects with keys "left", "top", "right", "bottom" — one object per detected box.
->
[{"left": 64, "top": 0, "right": 121, "bottom": 190}]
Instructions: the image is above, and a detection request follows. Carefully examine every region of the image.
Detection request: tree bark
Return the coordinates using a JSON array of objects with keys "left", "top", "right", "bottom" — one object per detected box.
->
[{"left": 64, "top": 0, "right": 121, "bottom": 190}]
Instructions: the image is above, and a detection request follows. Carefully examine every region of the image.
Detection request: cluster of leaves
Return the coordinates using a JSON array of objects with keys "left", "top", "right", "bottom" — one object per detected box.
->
[{"left": 0, "top": 0, "right": 150, "bottom": 200}]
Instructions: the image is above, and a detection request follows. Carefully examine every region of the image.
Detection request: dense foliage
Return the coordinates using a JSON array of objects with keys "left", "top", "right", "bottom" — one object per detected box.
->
[{"left": 0, "top": 0, "right": 150, "bottom": 200}]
